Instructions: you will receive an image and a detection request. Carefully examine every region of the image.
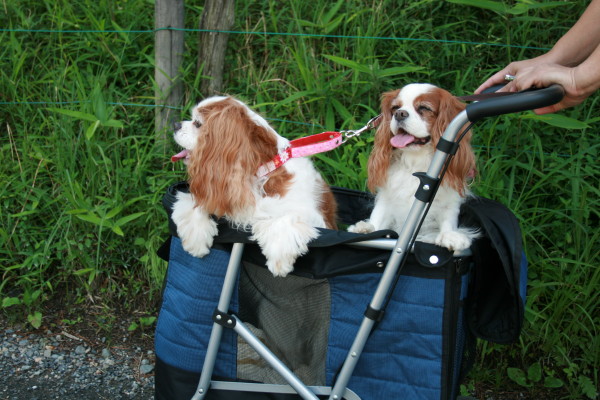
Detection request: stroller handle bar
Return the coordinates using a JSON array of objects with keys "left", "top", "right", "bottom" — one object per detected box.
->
[{"left": 466, "top": 84, "right": 565, "bottom": 122}]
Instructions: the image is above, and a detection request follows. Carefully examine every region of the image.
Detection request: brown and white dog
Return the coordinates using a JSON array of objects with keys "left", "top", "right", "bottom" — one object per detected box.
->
[
  {"left": 171, "top": 96, "right": 337, "bottom": 277},
  {"left": 348, "top": 83, "right": 477, "bottom": 251}
]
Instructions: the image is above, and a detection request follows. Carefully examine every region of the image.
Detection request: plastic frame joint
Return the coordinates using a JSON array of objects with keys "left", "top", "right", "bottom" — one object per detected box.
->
[
  {"left": 212, "top": 309, "right": 237, "bottom": 328},
  {"left": 436, "top": 137, "right": 459, "bottom": 155},
  {"left": 413, "top": 172, "right": 440, "bottom": 203}
]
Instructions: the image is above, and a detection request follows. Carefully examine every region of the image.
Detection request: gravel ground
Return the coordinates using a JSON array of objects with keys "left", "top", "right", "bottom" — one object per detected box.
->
[
  {"left": 0, "top": 322, "right": 539, "bottom": 400},
  {"left": 0, "top": 311, "right": 538, "bottom": 400},
  {"left": 0, "top": 323, "right": 155, "bottom": 400}
]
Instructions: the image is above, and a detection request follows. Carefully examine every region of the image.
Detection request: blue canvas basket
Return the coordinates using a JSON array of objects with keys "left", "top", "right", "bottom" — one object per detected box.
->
[{"left": 154, "top": 183, "right": 527, "bottom": 400}]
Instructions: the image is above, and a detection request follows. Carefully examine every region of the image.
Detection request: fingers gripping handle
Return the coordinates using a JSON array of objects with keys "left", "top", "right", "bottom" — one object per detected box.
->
[{"left": 466, "top": 85, "right": 565, "bottom": 122}]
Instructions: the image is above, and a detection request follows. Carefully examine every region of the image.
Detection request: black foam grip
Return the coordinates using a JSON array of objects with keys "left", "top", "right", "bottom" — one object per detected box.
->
[{"left": 466, "top": 85, "right": 564, "bottom": 121}]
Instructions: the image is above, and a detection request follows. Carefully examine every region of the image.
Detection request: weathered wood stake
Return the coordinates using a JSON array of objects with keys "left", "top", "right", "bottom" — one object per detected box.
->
[
  {"left": 197, "top": 0, "right": 235, "bottom": 97},
  {"left": 155, "top": 0, "right": 184, "bottom": 136}
]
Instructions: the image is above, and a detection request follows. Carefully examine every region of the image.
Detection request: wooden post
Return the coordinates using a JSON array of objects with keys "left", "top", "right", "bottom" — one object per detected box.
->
[
  {"left": 155, "top": 0, "right": 184, "bottom": 136},
  {"left": 197, "top": 0, "right": 235, "bottom": 97}
]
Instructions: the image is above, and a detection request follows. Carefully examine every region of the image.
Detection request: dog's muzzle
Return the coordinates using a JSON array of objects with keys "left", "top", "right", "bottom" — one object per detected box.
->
[{"left": 394, "top": 109, "right": 409, "bottom": 122}]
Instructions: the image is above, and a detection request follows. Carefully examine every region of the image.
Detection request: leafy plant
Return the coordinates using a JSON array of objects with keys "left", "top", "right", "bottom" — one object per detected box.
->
[
  {"left": 1, "top": 1, "right": 598, "bottom": 398},
  {"left": 446, "top": 0, "right": 569, "bottom": 16},
  {"left": 2, "top": 289, "right": 44, "bottom": 329},
  {"left": 128, "top": 316, "right": 157, "bottom": 332},
  {"left": 507, "top": 362, "right": 563, "bottom": 389}
]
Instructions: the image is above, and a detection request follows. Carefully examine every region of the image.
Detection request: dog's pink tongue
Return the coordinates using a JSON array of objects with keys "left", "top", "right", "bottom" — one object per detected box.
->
[
  {"left": 171, "top": 149, "right": 189, "bottom": 162},
  {"left": 390, "top": 133, "right": 415, "bottom": 148}
]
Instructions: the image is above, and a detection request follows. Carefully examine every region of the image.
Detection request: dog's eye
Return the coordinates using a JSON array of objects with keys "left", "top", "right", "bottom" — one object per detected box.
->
[
  {"left": 417, "top": 105, "right": 432, "bottom": 113},
  {"left": 390, "top": 106, "right": 400, "bottom": 114},
  {"left": 193, "top": 120, "right": 202, "bottom": 128}
]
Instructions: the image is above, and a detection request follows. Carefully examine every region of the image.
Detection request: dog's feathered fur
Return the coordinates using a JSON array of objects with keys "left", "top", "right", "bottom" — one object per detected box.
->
[
  {"left": 349, "top": 83, "right": 478, "bottom": 251},
  {"left": 171, "top": 96, "right": 337, "bottom": 276}
]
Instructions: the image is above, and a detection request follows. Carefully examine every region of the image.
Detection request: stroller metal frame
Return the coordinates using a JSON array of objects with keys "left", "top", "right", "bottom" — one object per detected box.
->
[{"left": 188, "top": 85, "right": 565, "bottom": 400}]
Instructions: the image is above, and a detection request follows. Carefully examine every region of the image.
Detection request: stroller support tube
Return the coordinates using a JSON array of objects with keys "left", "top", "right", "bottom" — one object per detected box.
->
[
  {"left": 193, "top": 241, "right": 322, "bottom": 400},
  {"left": 232, "top": 314, "right": 320, "bottom": 400},
  {"left": 193, "top": 243, "right": 246, "bottom": 400}
]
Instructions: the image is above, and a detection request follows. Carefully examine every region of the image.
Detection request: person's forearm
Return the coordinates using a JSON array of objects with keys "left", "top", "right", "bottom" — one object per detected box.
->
[
  {"left": 545, "top": 0, "right": 600, "bottom": 66},
  {"left": 572, "top": 44, "right": 600, "bottom": 97}
]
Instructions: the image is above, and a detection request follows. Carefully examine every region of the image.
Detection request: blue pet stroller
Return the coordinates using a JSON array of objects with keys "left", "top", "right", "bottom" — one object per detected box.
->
[{"left": 154, "top": 86, "right": 564, "bottom": 400}]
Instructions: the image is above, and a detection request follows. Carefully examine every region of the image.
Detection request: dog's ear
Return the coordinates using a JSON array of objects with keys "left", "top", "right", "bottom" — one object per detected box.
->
[
  {"left": 431, "top": 90, "right": 465, "bottom": 139},
  {"left": 434, "top": 91, "right": 475, "bottom": 195},
  {"left": 187, "top": 99, "right": 277, "bottom": 216},
  {"left": 367, "top": 90, "right": 399, "bottom": 192}
]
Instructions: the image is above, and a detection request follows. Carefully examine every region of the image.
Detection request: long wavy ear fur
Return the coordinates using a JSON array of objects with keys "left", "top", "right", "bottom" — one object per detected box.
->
[
  {"left": 367, "top": 89, "right": 400, "bottom": 192},
  {"left": 187, "top": 98, "right": 278, "bottom": 216},
  {"left": 431, "top": 90, "right": 475, "bottom": 196}
]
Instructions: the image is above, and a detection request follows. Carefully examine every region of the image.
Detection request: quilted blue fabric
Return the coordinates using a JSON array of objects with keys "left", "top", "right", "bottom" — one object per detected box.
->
[
  {"left": 154, "top": 237, "right": 238, "bottom": 377},
  {"left": 326, "top": 272, "right": 466, "bottom": 399},
  {"left": 155, "top": 237, "right": 470, "bottom": 399}
]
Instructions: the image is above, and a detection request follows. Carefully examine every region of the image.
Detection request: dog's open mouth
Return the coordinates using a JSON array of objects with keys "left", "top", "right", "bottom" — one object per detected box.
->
[
  {"left": 171, "top": 149, "right": 190, "bottom": 163},
  {"left": 390, "top": 130, "right": 431, "bottom": 149}
]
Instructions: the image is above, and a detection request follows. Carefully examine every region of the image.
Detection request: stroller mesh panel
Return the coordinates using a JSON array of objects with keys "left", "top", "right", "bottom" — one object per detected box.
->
[{"left": 237, "top": 261, "right": 330, "bottom": 386}]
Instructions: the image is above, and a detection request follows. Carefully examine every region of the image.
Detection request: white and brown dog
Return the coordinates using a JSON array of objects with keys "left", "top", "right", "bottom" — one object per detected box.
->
[
  {"left": 349, "top": 83, "right": 477, "bottom": 251},
  {"left": 171, "top": 96, "right": 337, "bottom": 277}
]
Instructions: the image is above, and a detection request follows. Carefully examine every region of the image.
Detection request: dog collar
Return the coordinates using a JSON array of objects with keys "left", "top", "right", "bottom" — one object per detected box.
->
[{"left": 257, "top": 131, "right": 342, "bottom": 178}]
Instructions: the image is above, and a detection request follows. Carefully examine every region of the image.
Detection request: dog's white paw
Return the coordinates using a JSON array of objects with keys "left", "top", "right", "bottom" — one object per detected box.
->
[
  {"left": 435, "top": 230, "right": 471, "bottom": 251},
  {"left": 266, "top": 257, "right": 296, "bottom": 278},
  {"left": 179, "top": 218, "right": 217, "bottom": 257},
  {"left": 252, "top": 215, "right": 318, "bottom": 278},
  {"left": 171, "top": 193, "right": 218, "bottom": 258},
  {"left": 347, "top": 220, "right": 375, "bottom": 234}
]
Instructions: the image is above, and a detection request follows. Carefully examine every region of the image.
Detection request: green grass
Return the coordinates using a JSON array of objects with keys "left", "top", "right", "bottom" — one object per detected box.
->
[{"left": 1, "top": 0, "right": 598, "bottom": 398}]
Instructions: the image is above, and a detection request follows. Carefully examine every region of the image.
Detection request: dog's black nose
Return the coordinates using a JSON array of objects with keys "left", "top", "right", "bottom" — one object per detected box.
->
[
  {"left": 172, "top": 121, "right": 182, "bottom": 131},
  {"left": 394, "top": 109, "right": 409, "bottom": 121}
]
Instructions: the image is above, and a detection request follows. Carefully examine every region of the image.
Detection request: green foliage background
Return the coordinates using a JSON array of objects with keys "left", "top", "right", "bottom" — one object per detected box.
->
[{"left": 1, "top": 0, "right": 598, "bottom": 398}]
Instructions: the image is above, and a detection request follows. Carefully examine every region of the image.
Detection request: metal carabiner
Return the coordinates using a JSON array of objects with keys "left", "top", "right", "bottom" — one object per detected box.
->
[
  {"left": 340, "top": 114, "right": 382, "bottom": 143},
  {"left": 365, "top": 114, "right": 383, "bottom": 129}
]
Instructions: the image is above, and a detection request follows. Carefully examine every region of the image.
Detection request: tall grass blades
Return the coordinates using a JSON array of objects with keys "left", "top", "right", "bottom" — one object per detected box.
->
[{"left": 1, "top": 0, "right": 598, "bottom": 398}]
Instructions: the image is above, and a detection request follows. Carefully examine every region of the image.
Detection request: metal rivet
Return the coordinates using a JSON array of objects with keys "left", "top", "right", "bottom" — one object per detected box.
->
[
  {"left": 351, "top": 352, "right": 357, "bottom": 357},
  {"left": 376, "top": 261, "right": 384, "bottom": 268},
  {"left": 429, "top": 255, "right": 439, "bottom": 264},
  {"left": 227, "top": 319, "right": 233, "bottom": 325},
  {"left": 396, "top": 247, "right": 403, "bottom": 253},
  {"left": 215, "top": 315, "right": 222, "bottom": 320},
  {"left": 423, "top": 184, "right": 430, "bottom": 191}
]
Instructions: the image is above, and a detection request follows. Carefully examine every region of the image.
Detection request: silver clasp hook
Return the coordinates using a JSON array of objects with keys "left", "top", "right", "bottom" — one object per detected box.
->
[{"left": 340, "top": 114, "right": 382, "bottom": 143}]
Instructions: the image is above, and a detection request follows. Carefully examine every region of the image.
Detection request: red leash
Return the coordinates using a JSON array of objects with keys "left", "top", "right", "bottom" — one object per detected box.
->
[
  {"left": 256, "top": 131, "right": 342, "bottom": 178},
  {"left": 257, "top": 115, "right": 382, "bottom": 178}
]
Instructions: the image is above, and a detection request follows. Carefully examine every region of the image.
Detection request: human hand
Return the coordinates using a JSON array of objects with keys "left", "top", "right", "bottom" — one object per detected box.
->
[
  {"left": 474, "top": 58, "right": 546, "bottom": 94},
  {"left": 501, "top": 63, "right": 585, "bottom": 114},
  {"left": 476, "top": 59, "right": 590, "bottom": 114}
]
